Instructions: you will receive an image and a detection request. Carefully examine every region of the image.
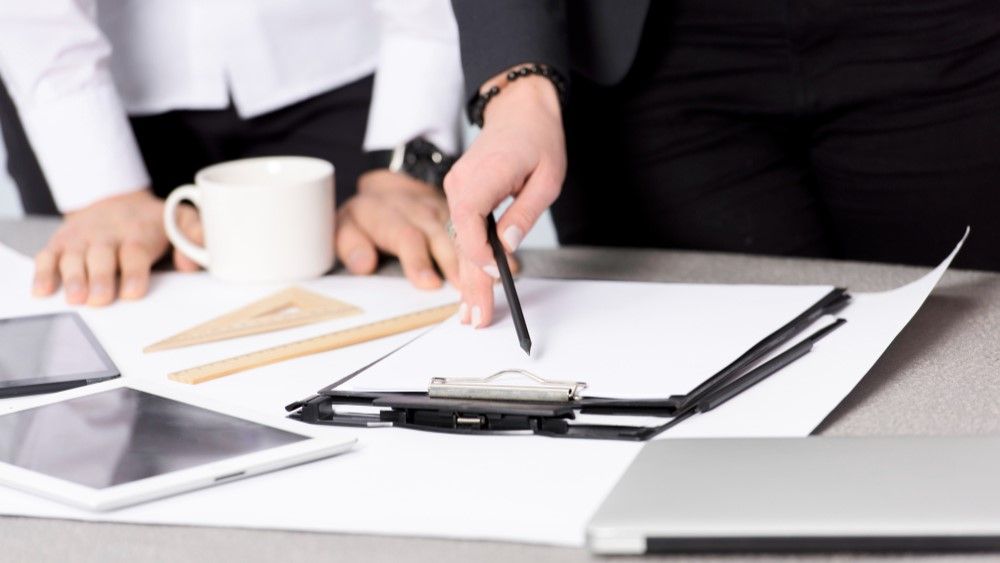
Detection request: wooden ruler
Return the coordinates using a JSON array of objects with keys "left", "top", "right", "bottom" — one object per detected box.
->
[
  {"left": 145, "top": 287, "right": 360, "bottom": 353},
  {"left": 168, "top": 302, "right": 459, "bottom": 384}
]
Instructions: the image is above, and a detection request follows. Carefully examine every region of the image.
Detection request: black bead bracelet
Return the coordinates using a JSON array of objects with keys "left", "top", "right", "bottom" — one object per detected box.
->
[{"left": 468, "top": 63, "right": 567, "bottom": 127}]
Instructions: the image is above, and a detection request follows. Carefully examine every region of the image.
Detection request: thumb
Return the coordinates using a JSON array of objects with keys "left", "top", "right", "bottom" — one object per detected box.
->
[
  {"left": 174, "top": 249, "right": 202, "bottom": 272},
  {"left": 335, "top": 210, "right": 378, "bottom": 275},
  {"left": 173, "top": 205, "right": 205, "bottom": 272}
]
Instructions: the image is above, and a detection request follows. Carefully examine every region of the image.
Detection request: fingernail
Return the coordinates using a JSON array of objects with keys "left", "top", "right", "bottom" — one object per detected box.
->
[
  {"left": 483, "top": 263, "right": 500, "bottom": 279},
  {"left": 66, "top": 281, "right": 83, "bottom": 295},
  {"left": 502, "top": 225, "right": 523, "bottom": 252},
  {"left": 348, "top": 249, "right": 368, "bottom": 269},
  {"left": 458, "top": 302, "right": 469, "bottom": 322},
  {"left": 32, "top": 278, "right": 47, "bottom": 295},
  {"left": 122, "top": 278, "right": 141, "bottom": 297},
  {"left": 90, "top": 282, "right": 110, "bottom": 296},
  {"left": 419, "top": 270, "right": 438, "bottom": 284},
  {"left": 471, "top": 305, "right": 483, "bottom": 328}
]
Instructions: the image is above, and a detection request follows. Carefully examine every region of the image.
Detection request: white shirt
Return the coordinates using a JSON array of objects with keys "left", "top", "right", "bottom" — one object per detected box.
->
[{"left": 0, "top": 0, "right": 463, "bottom": 211}]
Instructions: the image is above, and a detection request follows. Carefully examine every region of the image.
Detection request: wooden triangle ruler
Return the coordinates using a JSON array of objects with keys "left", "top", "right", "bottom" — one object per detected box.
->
[
  {"left": 168, "top": 302, "right": 460, "bottom": 384},
  {"left": 145, "top": 286, "right": 361, "bottom": 353}
]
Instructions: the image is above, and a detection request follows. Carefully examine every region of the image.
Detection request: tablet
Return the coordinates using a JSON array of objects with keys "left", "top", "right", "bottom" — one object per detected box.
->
[
  {"left": 0, "top": 384, "right": 355, "bottom": 510},
  {"left": 0, "top": 312, "right": 119, "bottom": 398}
]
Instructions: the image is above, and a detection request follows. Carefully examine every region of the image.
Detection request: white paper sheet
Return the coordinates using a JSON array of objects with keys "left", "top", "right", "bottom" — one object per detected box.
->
[
  {"left": 343, "top": 280, "right": 836, "bottom": 398},
  {"left": 0, "top": 234, "right": 965, "bottom": 546}
]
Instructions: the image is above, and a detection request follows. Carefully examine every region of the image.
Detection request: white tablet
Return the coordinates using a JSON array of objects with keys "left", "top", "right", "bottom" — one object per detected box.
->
[{"left": 0, "top": 383, "right": 355, "bottom": 511}]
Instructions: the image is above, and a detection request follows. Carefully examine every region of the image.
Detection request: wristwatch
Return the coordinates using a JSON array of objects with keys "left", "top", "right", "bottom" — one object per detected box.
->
[{"left": 364, "top": 137, "right": 457, "bottom": 189}]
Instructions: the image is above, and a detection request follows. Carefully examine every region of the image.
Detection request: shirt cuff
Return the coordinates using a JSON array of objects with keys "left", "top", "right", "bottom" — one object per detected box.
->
[
  {"left": 18, "top": 80, "right": 150, "bottom": 212},
  {"left": 363, "top": 34, "right": 463, "bottom": 155}
]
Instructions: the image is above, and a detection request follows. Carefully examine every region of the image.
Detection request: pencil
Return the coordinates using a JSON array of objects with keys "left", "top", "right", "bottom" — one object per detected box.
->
[{"left": 487, "top": 213, "right": 532, "bottom": 355}]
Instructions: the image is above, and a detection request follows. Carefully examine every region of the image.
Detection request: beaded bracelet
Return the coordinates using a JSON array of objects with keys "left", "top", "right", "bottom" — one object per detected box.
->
[{"left": 468, "top": 63, "right": 568, "bottom": 127}]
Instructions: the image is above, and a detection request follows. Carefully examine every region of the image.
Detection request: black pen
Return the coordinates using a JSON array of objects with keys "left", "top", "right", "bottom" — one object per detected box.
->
[{"left": 486, "top": 213, "right": 531, "bottom": 355}]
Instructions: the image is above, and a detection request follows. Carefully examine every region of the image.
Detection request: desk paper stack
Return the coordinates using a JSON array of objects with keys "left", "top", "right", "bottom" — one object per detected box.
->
[{"left": 0, "top": 235, "right": 965, "bottom": 546}]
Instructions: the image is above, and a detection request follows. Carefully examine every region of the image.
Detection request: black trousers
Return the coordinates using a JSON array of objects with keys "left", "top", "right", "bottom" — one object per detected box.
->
[
  {"left": 0, "top": 75, "right": 373, "bottom": 214},
  {"left": 558, "top": 0, "right": 1000, "bottom": 270}
]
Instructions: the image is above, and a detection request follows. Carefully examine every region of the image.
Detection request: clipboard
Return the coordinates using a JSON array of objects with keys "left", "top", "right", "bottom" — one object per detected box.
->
[{"left": 286, "top": 289, "right": 851, "bottom": 441}]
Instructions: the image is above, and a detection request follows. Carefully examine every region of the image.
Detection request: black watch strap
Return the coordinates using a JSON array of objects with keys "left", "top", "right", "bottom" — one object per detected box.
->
[
  {"left": 363, "top": 137, "right": 456, "bottom": 189},
  {"left": 364, "top": 149, "right": 396, "bottom": 172}
]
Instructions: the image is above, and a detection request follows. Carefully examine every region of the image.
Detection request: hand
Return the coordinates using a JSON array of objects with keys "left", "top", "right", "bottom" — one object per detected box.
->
[
  {"left": 336, "top": 170, "right": 459, "bottom": 289},
  {"left": 443, "top": 72, "right": 566, "bottom": 327},
  {"left": 32, "top": 189, "right": 169, "bottom": 306}
]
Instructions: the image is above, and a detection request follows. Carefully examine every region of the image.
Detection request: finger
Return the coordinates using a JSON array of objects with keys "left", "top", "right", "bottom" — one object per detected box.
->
[
  {"left": 399, "top": 200, "right": 461, "bottom": 287},
  {"left": 173, "top": 248, "right": 202, "bottom": 272},
  {"left": 85, "top": 243, "right": 118, "bottom": 306},
  {"left": 395, "top": 226, "right": 441, "bottom": 289},
  {"left": 459, "top": 256, "right": 496, "bottom": 328},
  {"left": 173, "top": 205, "right": 203, "bottom": 272},
  {"left": 450, "top": 203, "right": 496, "bottom": 277},
  {"left": 58, "top": 246, "right": 88, "bottom": 305},
  {"left": 457, "top": 257, "right": 472, "bottom": 326},
  {"left": 119, "top": 240, "right": 153, "bottom": 300},
  {"left": 428, "top": 229, "right": 460, "bottom": 288},
  {"left": 335, "top": 211, "right": 378, "bottom": 275},
  {"left": 32, "top": 247, "right": 60, "bottom": 297},
  {"left": 508, "top": 252, "right": 521, "bottom": 276},
  {"left": 443, "top": 159, "right": 510, "bottom": 274},
  {"left": 349, "top": 196, "right": 441, "bottom": 289},
  {"left": 496, "top": 163, "right": 561, "bottom": 253},
  {"left": 175, "top": 203, "right": 203, "bottom": 243}
]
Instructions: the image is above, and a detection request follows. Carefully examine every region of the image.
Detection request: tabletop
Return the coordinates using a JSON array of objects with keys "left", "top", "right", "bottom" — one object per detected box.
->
[{"left": 2, "top": 216, "right": 999, "bottom": 563}]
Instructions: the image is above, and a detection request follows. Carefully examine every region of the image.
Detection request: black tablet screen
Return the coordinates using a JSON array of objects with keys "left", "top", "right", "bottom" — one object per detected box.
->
[
  {"left": 0, "top": 388, "right": 306, "bottom": 489},
  {"left": 0, "top": 313, "right": 117, "bottom": 389}
]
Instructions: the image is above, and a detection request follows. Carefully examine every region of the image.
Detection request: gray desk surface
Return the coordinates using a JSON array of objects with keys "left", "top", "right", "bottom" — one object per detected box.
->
[{"left": 2, "top": 217, "right": 999, "bottom": 563}]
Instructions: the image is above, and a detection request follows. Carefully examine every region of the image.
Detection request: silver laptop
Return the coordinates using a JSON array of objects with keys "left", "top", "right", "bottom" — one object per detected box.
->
[{"left": 587, "top": 436, "right": 1000, "bottom": 554}]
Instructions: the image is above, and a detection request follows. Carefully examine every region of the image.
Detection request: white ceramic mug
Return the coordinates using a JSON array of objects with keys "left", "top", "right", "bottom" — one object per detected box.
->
[{"left": 164, "top": 156, "right": 335, "bottom": 283}]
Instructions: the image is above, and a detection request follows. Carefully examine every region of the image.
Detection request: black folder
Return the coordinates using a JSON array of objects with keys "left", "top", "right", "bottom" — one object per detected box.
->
[{"left": 286, "top": 288, "right": 850, "bottom": 441}]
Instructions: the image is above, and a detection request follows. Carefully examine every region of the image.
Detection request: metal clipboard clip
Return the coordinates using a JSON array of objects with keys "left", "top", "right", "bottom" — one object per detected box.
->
[{"left": 428, "top": 369, "right": 587, "bottom": 402}]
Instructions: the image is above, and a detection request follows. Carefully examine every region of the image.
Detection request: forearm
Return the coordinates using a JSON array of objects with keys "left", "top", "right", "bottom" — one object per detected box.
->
[{"left": 0, "top": 0, "right": 150, "bottom": 212}]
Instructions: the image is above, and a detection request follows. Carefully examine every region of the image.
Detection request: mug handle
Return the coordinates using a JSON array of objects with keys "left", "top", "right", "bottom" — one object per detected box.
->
[{"left": 164, "top": 185, "right": 210, "bottom": 268}]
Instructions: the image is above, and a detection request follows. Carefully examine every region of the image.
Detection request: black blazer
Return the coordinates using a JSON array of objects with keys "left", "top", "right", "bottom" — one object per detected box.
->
[{"left": 451, "top": 0, "right": 650, "bottom": 103}]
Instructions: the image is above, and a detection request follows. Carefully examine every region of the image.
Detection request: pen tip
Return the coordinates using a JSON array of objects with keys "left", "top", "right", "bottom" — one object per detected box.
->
[{"left": 520, "top": 339, "right": 532, "bottom": 356}]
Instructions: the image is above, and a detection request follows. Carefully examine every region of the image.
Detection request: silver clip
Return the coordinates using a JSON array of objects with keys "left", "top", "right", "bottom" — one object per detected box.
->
[{"left": 428, "top": 369, "right": 587, "bottom": 402}]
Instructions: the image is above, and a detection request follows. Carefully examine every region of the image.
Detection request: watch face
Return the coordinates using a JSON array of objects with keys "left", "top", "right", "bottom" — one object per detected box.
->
[{"left": 402, "top": 139, "right": 455, "bottom": 188}]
